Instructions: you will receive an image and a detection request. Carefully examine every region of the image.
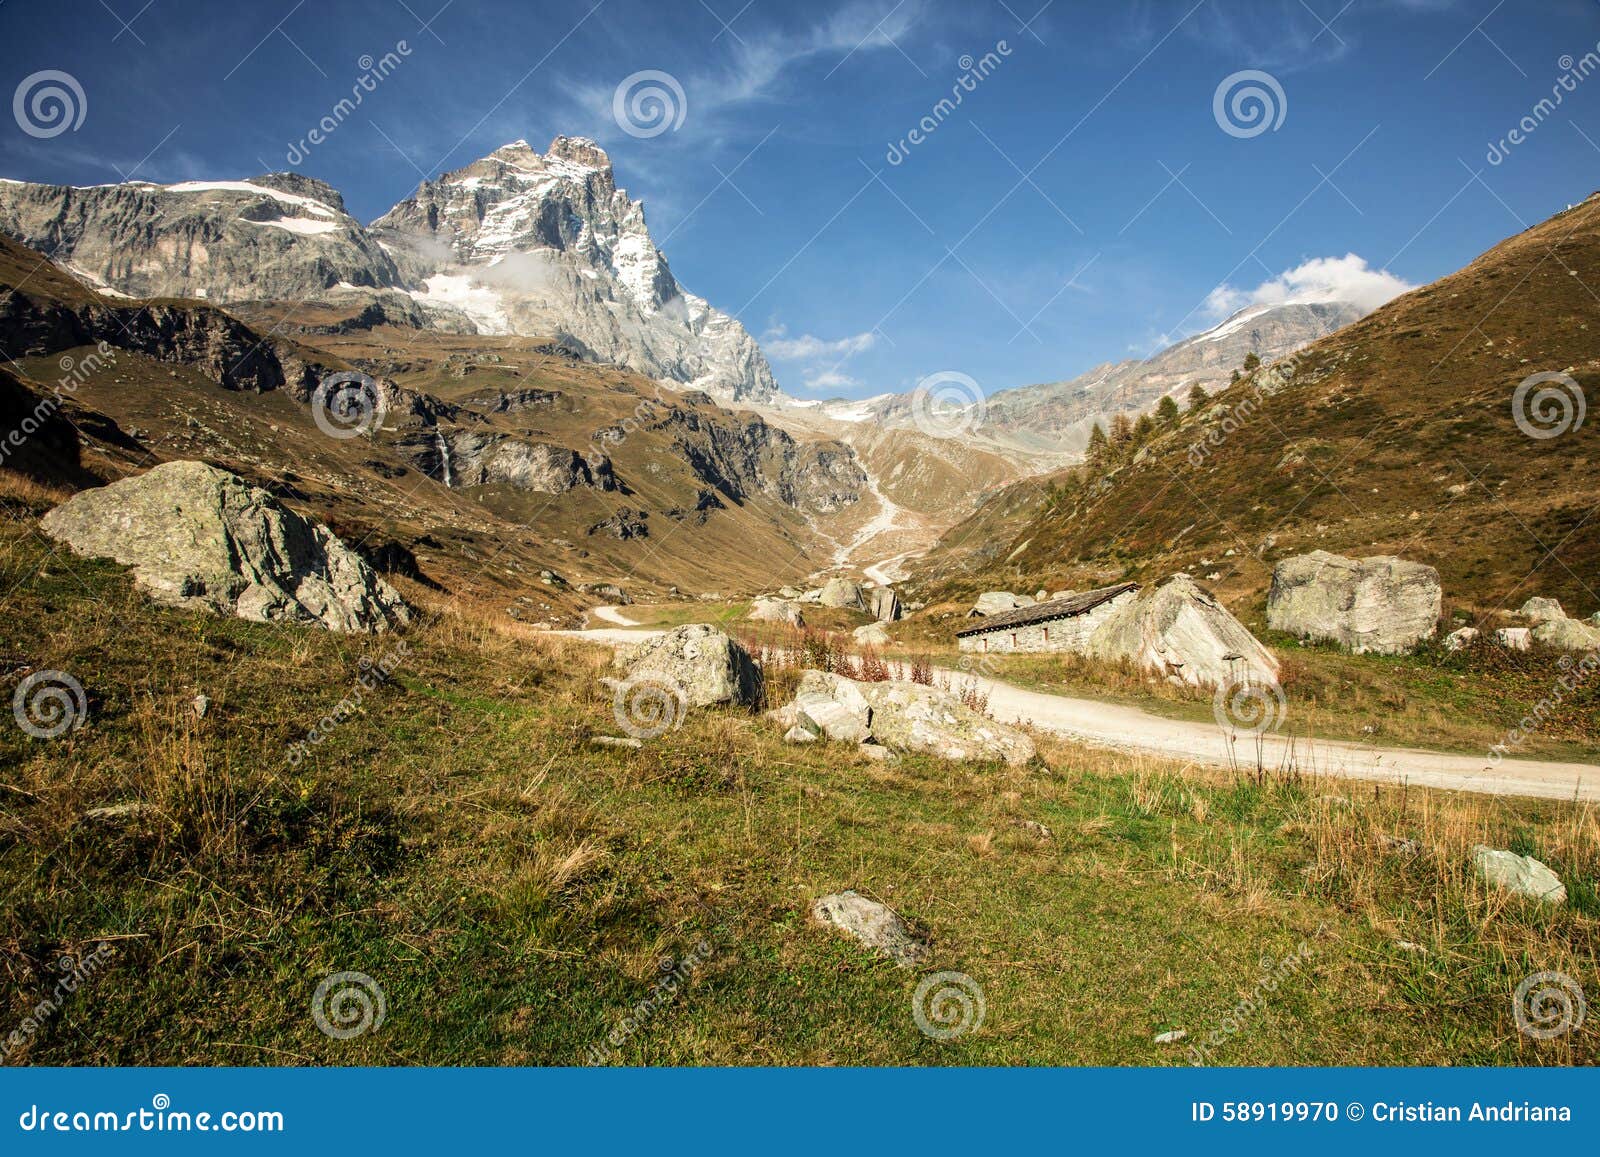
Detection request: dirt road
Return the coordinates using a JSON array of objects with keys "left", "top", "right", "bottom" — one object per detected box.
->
[{"left": 560, "top": 619, "right": 1597, "bottom": 802}]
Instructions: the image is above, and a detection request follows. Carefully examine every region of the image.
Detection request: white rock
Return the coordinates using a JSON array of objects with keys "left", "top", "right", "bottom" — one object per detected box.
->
[
  {"left": 1519, "top": 596, "right": 1566, "bottom": 622},
  {"left": 1494, "top": 627, "right": 1531, "bottom": 651},
  {"left": 810, "top": 891, "right": 929, "bottom": 967},
  {"left": 1443, "top": 626, "right": 1479, "bottom": 651},
  {"left": 1471, "top": 845, "right": 1566, "bottom": 904}
]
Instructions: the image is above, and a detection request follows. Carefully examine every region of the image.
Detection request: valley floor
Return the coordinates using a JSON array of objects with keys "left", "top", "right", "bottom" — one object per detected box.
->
[{"left": 1, "top": 513, "right": 1595, "bottom": 1066}]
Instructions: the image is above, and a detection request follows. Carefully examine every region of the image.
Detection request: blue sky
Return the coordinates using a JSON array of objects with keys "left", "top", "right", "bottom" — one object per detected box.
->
[{"left": 3, "top": 0, "right": 1599, "bottom": 399}]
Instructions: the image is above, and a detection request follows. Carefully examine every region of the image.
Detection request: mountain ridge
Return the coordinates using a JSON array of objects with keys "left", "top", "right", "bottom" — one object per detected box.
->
[{"left": 0, "top": 136, "right": 778, "bottom": 404}]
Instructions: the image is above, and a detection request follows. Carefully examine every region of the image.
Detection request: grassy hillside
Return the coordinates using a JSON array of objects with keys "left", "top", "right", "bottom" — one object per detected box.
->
[
  {"left": 0, "top": 494, "right": 1594, "bottom": 1066},
  {"left": 914, "top": 193, "right": 1600, "bottom": 623},
  {"left": 0, "top": 235, "right": 884, "bottom": 611}
]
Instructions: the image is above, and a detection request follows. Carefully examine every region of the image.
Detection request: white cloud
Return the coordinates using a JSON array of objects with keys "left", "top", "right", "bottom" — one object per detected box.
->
[
  {"left": 761, "top": 326, "right": 878, "bottom": 360},
  {"left": 802, "top": 368, "right": 863, "bottom": 392},
  {"left": 1204, "top": 254, "right": 1415, "bottom": 317}
]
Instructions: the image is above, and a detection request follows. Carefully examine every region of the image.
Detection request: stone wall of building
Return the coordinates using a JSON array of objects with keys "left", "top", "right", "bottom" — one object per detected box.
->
[{"left": 957, "top": 588, "right": 1137, "bottom": 655}]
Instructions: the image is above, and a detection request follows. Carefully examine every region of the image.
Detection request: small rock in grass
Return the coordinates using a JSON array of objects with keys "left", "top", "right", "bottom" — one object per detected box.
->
[
  {"left": 1153, "top": 1029, "right": 1187, "bottom": 1045},
  {"left": 1395, "top": 940, "right": 1428, "bottom": 955},
  {"left": 810, "top": 890, "right": 929, "bottom": 968},
  {"left": 1012, "top": 819, "right": 1053, "bottom": 840},
  {"left": 1471, "top": 845, "right": 1566, "bottom": 904},
  {"left": 80, "top": 802, "right": 158, "bottom": 826},
  {"left": 191, "top": 694, "right": 210, "bottom": 718},
  {"left": 591, "top": 735, "right": 643, "bottom": 750},
  {"left": 858, "top": 740, "right": 898, "bottom": 761}
]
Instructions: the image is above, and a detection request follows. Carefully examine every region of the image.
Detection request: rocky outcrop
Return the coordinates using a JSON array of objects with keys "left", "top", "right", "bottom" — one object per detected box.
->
[
  {"left": 39, "top": 461, "right": 410, "bottom": 632},
  {"left": 647, "top": 398, "right": 865, "bottom": 515},
  {"left": 771, "top": 670, "right": 1035, "bottom": 765},
  {"left": 0, "top": 285, "right": 286, "bottom": 392},
  {"left": 810, "top": 891, "right": 929, "bottom": 967},
  {"left": 1088, "top": 574, "right": 1279, "bottom": 688},
  {"left": 611, "top": 624, "right": 761, "bottom": 708},
  {"left": 394, "top": 430, "right": 614, "bottom": 493},
  {"left": 1266, "top": 551, "right": 1441, "bottom": 654}
]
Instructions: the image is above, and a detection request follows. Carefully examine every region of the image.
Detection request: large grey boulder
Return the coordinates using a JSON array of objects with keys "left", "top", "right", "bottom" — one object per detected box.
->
[
  {"left": 1532, "top": 617, "right": 1600, "bottom": 653},
  {"left": 1519, "top": 596, "right": 1566, "bottom": 623},
  {"left": 853, "top": 622, "right": 891, "bottom": 647},
  {"left": 970, "top": 591, "right": 1034, "bottom": 616},
  {"left": 818, "top": 577, "right": 867, "bottom": 610},
  {"left": 788, "top": 670, "right": 873, "bottom": 743},
  {"left": 1266, "top": 551, "right": 1441, "bottom": 654},
  {"left": 1087, "top": 575, "right": 1278, "bottom": 688},
  {"left": 773, "top": 671, "right": 1034, "bottom": 765},
  {"left": 1472, "top": 846, "right": 1566, "bottom": 904},
  {"left": 867, "top": 586, "right": 901, "bottom": 623},
  {"left": 810, "top": 891, "right": 929, "bottom": 967},
  {"left": 39, "top": 460, "right": 410, "bottom": 632},
  {"left": 748, "top": 597, "right": 805, "bottom": 628},
  {"left": 612, "top": 624, "right": 762, "bottom": 708}
]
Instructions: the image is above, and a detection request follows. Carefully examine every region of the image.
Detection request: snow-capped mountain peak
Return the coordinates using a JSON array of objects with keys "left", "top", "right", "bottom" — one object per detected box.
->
[{"left": 371, "top": 136, "right": 776, "bottom": 402}]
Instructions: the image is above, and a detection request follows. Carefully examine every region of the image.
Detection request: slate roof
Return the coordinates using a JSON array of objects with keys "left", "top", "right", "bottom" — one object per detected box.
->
[{"left": 955, "top": 582, "right": 1140, "bottom": 638}]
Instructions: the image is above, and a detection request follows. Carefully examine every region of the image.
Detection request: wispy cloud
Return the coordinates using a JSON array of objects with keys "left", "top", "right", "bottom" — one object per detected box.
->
[
  {"left": 570, "top": 0, "right": 924, "bottom": 140},
  {"left": 1204, "top": 253, "right": 1416, "bottom": 316},
  {"left": 762, "top": 327, "right": 878, "bottom": 360}
]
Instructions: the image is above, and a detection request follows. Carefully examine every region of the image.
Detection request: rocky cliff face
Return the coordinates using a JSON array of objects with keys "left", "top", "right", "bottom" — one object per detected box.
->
[
  {"left": 643, "top": 394, "right": 864, "bottom": 515},
  {"left": 982, "top": 301, "right": 1365, "bottom": 449},
  {"left": 371, "top": 137, "right": 778, "bottom": 403},
  {"left": 0, "top": 174, "right": 402, "bottom": 303},
  {"left": 0, "top": 278, "right": 286, "bottom": 392}
]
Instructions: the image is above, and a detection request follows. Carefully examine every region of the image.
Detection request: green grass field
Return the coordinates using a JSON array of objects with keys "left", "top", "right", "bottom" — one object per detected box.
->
[{"left": 1, "top": 505, "right": 1595, "bottom": 1066}]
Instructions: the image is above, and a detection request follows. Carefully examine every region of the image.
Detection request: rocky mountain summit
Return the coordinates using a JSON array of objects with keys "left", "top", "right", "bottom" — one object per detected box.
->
[
  {"left": 373, "top": 137, "right": 776, "bottom": 403},
  {"left": 0, "top": 137, "right": 778, "bottom": 404}
]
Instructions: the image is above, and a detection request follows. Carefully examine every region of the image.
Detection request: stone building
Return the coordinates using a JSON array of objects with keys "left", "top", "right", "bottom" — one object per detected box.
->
[{"left": 955, "top": 582, "right": 1139, "bottom": 655}]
